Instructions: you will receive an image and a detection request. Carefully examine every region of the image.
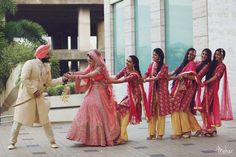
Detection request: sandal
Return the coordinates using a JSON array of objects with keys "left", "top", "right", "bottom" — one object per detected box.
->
[
  {"left": 210, "top": 130, "right": 217, "bottom": 137},
  {"left": 171, "top": 135, "right": 181, "bottom": 140},
  {"left": 203, "top": 132, "right": 212, "bottom": 137},
  {"left": 156, "top": 135, "right": 163, "bottom": 140},
  {"left": 182, "top": 132, "right": 191, "bottom": 139},
  {"left": 115, "top": 139, "right": 127, "bottom": 145},
  {"left": 146, "top": 135, "right": 156, "bottom": 140},
  {"left": 193, "top": 130, "right": 202, "bottom": 137}
]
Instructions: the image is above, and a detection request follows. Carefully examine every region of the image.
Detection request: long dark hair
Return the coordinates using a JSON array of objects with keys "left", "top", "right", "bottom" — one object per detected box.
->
[
  {"left": 172, "top": 48, "right": 196, "bottom": 88},
  {"left": 174, "top": 48, "right": 196, "bottom": 76},
  {"left": 153, "top": 48, "right": 164, "bottom": 75},
  {"left": 129, "top": 55, "right": 142, "bottom": 77},
  {"left": 206, "top": 48, "right": 225, "bottom": 80},
  {"left": 153, "top": 48, "right": 165, "bottom": 89},
  {"left": 196, "top": 48, "right": 212, "bottom": 73}
]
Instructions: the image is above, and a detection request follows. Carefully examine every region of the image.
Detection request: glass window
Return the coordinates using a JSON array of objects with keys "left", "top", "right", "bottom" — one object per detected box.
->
[
  {"left": 135, "top": 0, "right": 151, "bottom": 74},
  {"left": 165, "top": 0, "right": 193, "bottom": 70},
  {"left": 113, "top": 1, "right": 125, "bottom": 73}
]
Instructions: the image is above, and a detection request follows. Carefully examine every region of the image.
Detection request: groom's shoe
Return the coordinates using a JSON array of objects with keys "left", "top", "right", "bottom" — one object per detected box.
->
[
  {"left": 8, "top": 144, "right": 16, "bottom": 150},
  {"left": 51, "top": 142, "right": 59, "bottom": 148}
]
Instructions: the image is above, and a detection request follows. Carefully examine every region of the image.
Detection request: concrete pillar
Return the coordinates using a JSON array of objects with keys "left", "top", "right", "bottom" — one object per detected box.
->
[
  {"left": 124, "top": 0, "right": 135, "bottom": 58},
  {"left": 150, "top": 0, "right": 165, "bottom": 53},
  {"left": 97, "top": 20, "right": 105, "bottom": 51},
  {"left": 192, "top": 0, "right": 209, "bottom": 54},
  {"left": 123, "top": 0, "right": 135, "bottom": 58},
  {"left": 104, "top": 1, "right": 114, "bottom": 74},
  {"left": 78, "top": 7, "right": 91, "bottom": 51}
]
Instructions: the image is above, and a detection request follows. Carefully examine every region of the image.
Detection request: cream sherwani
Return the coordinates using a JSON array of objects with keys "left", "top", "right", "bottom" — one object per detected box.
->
[
  {"left": 10, "top": 58, "right": 62, "bottom": 145},
  {"left": 14, "top": 59, "right": 62, "bottom": 125}
]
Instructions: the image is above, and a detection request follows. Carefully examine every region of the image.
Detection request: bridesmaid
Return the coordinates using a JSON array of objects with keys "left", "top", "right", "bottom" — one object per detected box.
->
[
  {"left": 143, "top": 48, "right": 172, "bottom": 140},
  {"left": 201, "top": 48, "right": 233, "bottom": 136},
  {"left": 108, "top": 55, "right": 149, "bottom": 144},
  {"left": 187, "top": 48, "right": 212, "bottom": 136},
  {"left": 168, "top": 48, "right": 197, "bottom": 139}
]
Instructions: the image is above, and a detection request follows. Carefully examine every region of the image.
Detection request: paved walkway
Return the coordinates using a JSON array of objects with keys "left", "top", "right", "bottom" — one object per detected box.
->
[{"left": 0, "top": 116, "right": 235, "bottom": 157}]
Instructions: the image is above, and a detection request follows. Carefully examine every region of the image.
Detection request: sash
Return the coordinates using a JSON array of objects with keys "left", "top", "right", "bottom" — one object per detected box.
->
[
  {"left": 220, "top": 68, "right": 233, "bottom": 120},
  {"left": 128, "top": 72, "right": 150, "bottom": 124}
]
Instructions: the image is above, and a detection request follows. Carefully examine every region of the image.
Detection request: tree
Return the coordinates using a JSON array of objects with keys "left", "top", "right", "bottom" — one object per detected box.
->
[
  {"left": 4, "top": 19, "right": 47, "bottom": 44},
  {"left": 0, "top": 0, "right": 16, "bottom": 49},
  {"left": 0, "top": 0, "right": 48, "bottom": 92}
]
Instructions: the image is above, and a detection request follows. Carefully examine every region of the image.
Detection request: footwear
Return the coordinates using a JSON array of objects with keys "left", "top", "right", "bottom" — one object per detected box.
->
[
  {"left": 171, "top": 135, "right": 181, "bottom": 140},
  {"left": 51, "top": 143, "right": 59, "bottom": 148},
  {"left": 210, "top": 130, "right": 217, "bottom": 137},
  {"left": 182, "top": 132, "right": 191, "bottom": 139},
  {"left": 115, "top": 139, "right": 126, "bottom": 145},
  {"left": 203, "top": 130, "right": 217, "bottom": 137},
  {"left": 8, "top": 144, "right": 16, "bottom": 150},
  {"left": 146, "top": 135, "right": 156, "bottom": 140},
  {"left": 193, "top": 130, "right": 202, "bottom": 137},
  {"left": 203, "top": 132, "right": 212, "bottom": 137},
  {"left": 156, "top": 135, "right": 163, "bottom": 140}
]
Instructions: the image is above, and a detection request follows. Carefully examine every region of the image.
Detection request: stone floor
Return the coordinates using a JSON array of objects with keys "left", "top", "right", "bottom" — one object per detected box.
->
[{"left": 0, "top": 116, "right": 235, "bottom": 157}]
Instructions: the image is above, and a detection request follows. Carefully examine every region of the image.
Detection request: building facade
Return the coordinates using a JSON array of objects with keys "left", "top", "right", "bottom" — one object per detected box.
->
[
  {"left": 7, "top": 0, "right": 104, "bottom": 74},
  {"left": 104, "top": 0, "right": 236, "bottom": 113}
]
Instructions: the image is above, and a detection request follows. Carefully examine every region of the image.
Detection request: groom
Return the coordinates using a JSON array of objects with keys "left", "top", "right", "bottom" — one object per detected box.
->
[{"left": 8, "top": 44, "right": 67, "bottom": 150}]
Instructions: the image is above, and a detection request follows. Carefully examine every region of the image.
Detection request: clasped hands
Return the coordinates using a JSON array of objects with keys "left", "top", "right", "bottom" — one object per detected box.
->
[
  {"left": 63, "top": 72, "right": 82, "bottom": 81},
  {"left": 200, "top": 80, "right": 207, "bottom": 87}
]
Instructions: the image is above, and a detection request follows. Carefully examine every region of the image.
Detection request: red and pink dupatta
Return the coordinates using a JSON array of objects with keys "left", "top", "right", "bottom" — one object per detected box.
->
[
  {"left": 74, "top": 66, "right": 91, "bottom": 93},
  {"left": 128, "top": 72, "right": 151, "bottom": 124},
  {"left": 171, "top": 61, "right": 197, "bottom": 96},
  {"left": 220, "top": 68, "right": 233, "bottom": 120},
  {"left": 204, "top": 66, "right": 233, "bottom": 129}
]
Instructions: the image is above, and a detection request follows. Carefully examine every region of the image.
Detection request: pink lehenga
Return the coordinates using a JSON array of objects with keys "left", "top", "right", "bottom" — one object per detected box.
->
[{"left": 67, "top": 50, "right": 120, "bottom": 146}]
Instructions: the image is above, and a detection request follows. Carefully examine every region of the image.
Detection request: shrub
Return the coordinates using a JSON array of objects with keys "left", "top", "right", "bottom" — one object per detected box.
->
[
  {"left": 0, "top": 42, "right": 34, "bottom": 92},
  {"left": 46, "top": 82, "right": 75, "bottom": 96},
  {"left": 50, "top": 55, "right": 60, "bottom": 79},
  {"left": 68, "top": 82, "right": 75, "bottom": 94}
]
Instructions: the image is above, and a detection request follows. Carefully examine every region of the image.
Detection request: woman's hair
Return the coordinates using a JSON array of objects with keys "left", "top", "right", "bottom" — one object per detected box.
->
[
  {"left": 129, "top": 55, "right": 142, "bottom": 77},
  {"left": 196, "top": 48, "right": 212, "bottom": 73},
  {"left": 153, "top": 48, "right": 165, "bottom": 89},
  {"left": 153, "top": 48, "right": 164, "bottom": 75},
  {"left": 172, "top": 48, "right": 196, "bottom": 88},
  {"left": 174, "top": 48, "right": 196, "bottom": 76},
  {"left": 206, "top": 48, "right": 225, "bottom": 80}
]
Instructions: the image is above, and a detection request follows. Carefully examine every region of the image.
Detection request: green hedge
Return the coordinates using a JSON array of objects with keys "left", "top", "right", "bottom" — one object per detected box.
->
[{"left": 47, "top": 82, "right": 76, "bottom": 96}]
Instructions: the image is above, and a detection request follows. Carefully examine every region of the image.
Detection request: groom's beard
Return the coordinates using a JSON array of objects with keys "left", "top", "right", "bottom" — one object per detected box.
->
[{"left": 41, "top": 57, "right": 50, "bottom": 63}]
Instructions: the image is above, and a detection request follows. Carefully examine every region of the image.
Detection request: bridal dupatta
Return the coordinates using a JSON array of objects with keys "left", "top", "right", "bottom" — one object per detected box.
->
[{"left": 75, "top": 69, "right": 90, "bottom": 93}]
